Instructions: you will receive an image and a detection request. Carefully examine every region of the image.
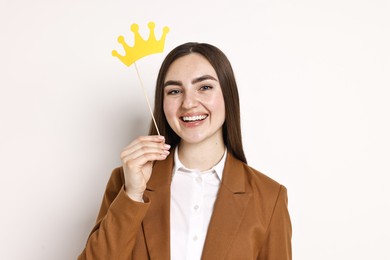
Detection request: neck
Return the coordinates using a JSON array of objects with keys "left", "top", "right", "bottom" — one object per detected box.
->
[{"left": 178, "top": 137, "right": 225, "bottom": 171}]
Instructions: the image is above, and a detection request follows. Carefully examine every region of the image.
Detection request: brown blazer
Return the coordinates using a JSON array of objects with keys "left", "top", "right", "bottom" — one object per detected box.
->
[{"left": 78, "top": 152, "right": 292, "bottom": 260}]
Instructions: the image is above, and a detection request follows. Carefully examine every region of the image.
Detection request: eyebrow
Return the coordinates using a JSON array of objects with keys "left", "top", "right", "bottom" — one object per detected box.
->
[{"left": 164, "top": 75, "right": 218, "bottom": 87}]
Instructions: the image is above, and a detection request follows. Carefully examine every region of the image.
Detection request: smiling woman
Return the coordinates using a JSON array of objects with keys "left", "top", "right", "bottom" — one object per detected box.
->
[
  {"left": 78, "top": 42, "right": 292, "bottom": 260},
  {"left": 163, "top": 53, "right": 226, "bottom": 154},
  {"left": 152, "top": 43, "right": 247, "bottom": 164}
]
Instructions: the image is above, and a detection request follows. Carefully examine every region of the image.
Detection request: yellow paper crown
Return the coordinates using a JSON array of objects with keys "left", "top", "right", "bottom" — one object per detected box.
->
[{"left": 112, "top": 22, "right": 169, "bottom": 66}]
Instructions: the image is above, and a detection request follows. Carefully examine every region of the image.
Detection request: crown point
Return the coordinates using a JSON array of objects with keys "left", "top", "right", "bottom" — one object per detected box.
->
[
  {"left": 163, "top": 26, "right": 170, "bottom": 33},
  {"left": 112, "top": 50, "right": 119, "bottom": 57},
  {"left": 148, "top": 22, "right": 156, "bottom": 29},
  {"left": 131, "top": 23, "right": 139, "bottom": 32},
  {"left": 117, "top": 35, "right": 125, "bottom": 43}
]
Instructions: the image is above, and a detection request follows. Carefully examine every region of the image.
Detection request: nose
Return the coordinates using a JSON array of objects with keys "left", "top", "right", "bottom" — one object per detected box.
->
[{"left": 182, "top": 92, "right": 198, "bottom": 109}]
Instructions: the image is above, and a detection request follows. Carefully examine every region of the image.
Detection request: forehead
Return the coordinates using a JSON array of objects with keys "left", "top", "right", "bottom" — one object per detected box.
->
[{"left": 165, "top": 53, "right": 218, "bottom": 81}]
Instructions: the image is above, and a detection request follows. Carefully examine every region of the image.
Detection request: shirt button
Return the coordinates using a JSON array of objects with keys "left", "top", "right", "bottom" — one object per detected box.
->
[
  {"left": 196, "top": 177, "right": 202, "bottom": 183},
  {"left": 193, "top": 236, "right": 198, "bottom": 241},
  {"left": 194, "top": 205, "right": 199, "bottom": 210}
]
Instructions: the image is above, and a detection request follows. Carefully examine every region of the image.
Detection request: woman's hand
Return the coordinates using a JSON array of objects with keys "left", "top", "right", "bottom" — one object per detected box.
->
[{"left": 120, "top": 135, "right": 170, "bottom": 202}]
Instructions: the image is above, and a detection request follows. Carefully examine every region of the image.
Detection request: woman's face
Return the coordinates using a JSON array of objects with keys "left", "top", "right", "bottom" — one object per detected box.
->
[{"left": 163, "top": 53, "right": 225, "bottom": 146}]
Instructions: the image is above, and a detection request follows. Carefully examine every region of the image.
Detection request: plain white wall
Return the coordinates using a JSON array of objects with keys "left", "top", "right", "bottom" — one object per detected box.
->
[{"left": 1, "top": 0, "right": 389, "bottom": 259}]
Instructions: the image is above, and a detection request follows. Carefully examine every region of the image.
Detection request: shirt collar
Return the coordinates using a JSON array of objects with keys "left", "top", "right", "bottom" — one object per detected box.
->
[{"left": 173, "top": 146, "right": 227, "bottom": 181}]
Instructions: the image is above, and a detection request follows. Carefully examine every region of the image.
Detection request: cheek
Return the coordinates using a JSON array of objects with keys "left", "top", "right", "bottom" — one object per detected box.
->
[
  {"left": 162, "top": 101, "right": 169, "bottom": 119},
  {"left": 211, "top": 93, "right": 226, "bottom": 118},
  {"left": 163, "top": 98, "right": 175, "bottom": 120},
  {"left": 218, "top": 102, "right": 226, "bottom": 121}
]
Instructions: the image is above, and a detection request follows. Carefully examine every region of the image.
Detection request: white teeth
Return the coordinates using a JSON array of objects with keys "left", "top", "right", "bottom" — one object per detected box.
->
[{"left": 182, "top": 115, "right": 207, "bottom": 122}]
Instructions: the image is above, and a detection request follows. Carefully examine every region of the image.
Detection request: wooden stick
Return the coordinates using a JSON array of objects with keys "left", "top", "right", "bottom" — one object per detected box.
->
[{"left": 133, "top": 62, "right": 161, "bottom": 136}]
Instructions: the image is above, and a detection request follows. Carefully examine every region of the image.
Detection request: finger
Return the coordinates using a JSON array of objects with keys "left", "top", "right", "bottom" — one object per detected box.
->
[
  {"left": 125, "top": 135, "right": 165, "bottom": 150},
  {"left": 121, "top": 145, "right": 170, "bottom": 163},
  {"left": 123, "top": 150, "right": 170, "bottom": 170},
  {"left": 121, "top": 139, "right": 170, "bottom": 159}
]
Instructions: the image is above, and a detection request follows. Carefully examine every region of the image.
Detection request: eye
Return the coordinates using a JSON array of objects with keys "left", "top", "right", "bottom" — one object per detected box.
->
[
  {"left": 166, "top": 89, "right": 181, "bottom": 95},
  {"left": 200, "top": 85, "right": 213, "bottom": 91}
]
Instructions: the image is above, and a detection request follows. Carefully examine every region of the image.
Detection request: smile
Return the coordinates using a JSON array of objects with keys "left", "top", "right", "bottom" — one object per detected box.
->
[{"left": 181, "top": 115, "right": 208, "bottom": 122}]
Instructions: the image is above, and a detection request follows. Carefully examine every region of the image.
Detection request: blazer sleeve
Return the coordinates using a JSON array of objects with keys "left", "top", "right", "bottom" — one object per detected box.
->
[
  {"left": 259, "top": 185, "right": 292, "bottom": 260},
  {"left": 78, "top": 167, "right": 150, "bottom": 260}
]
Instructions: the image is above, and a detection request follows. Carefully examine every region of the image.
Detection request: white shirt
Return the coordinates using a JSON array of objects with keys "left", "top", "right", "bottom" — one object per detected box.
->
[{"left": 170, "top": 147, "right": 227, "bottom": 260}]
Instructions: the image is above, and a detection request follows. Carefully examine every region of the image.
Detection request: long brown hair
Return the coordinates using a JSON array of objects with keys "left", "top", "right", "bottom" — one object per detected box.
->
[{"left": 149, "top": 42, "right": 247, "bottom": 163}]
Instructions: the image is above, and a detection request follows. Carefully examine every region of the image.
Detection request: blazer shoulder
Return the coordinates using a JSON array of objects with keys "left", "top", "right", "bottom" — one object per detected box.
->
[
  {"left": 224, "top": 152, "right": 286, "bottom": 196},
  {"left": 241, "top": 163, "right": 287, "bottom": 200},
  {"left": 244, "top": 163, "right": 282, "bottom": 186}
]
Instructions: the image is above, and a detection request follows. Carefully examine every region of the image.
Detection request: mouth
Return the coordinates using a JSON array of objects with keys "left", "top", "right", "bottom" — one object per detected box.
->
[{"left": 180, "top": 114, "right": 208, "bottom": 122}]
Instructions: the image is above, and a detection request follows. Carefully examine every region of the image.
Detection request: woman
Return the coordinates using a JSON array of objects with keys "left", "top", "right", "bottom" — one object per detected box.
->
[{"left": 79, "top": 42, "right": 292, "bottom": 259}]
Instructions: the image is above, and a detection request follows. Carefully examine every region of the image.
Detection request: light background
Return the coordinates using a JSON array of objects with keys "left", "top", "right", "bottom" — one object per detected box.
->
[{"left": 1, "top": 0, "right": 389, "bottom": 259}]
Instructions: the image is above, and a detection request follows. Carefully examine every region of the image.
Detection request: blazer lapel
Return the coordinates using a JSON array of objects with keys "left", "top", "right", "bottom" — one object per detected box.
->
[
  {"left": 142, "top": 153, "right": 174, "bottom": 260},
  {"left": 201, "top": 153, "right": 252, "bottom": 259}
]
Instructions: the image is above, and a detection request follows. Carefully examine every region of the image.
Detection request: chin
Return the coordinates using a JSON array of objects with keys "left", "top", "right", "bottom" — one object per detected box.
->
[{"left": 178, "top": 135, "right": 205, "bottom": 145}]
